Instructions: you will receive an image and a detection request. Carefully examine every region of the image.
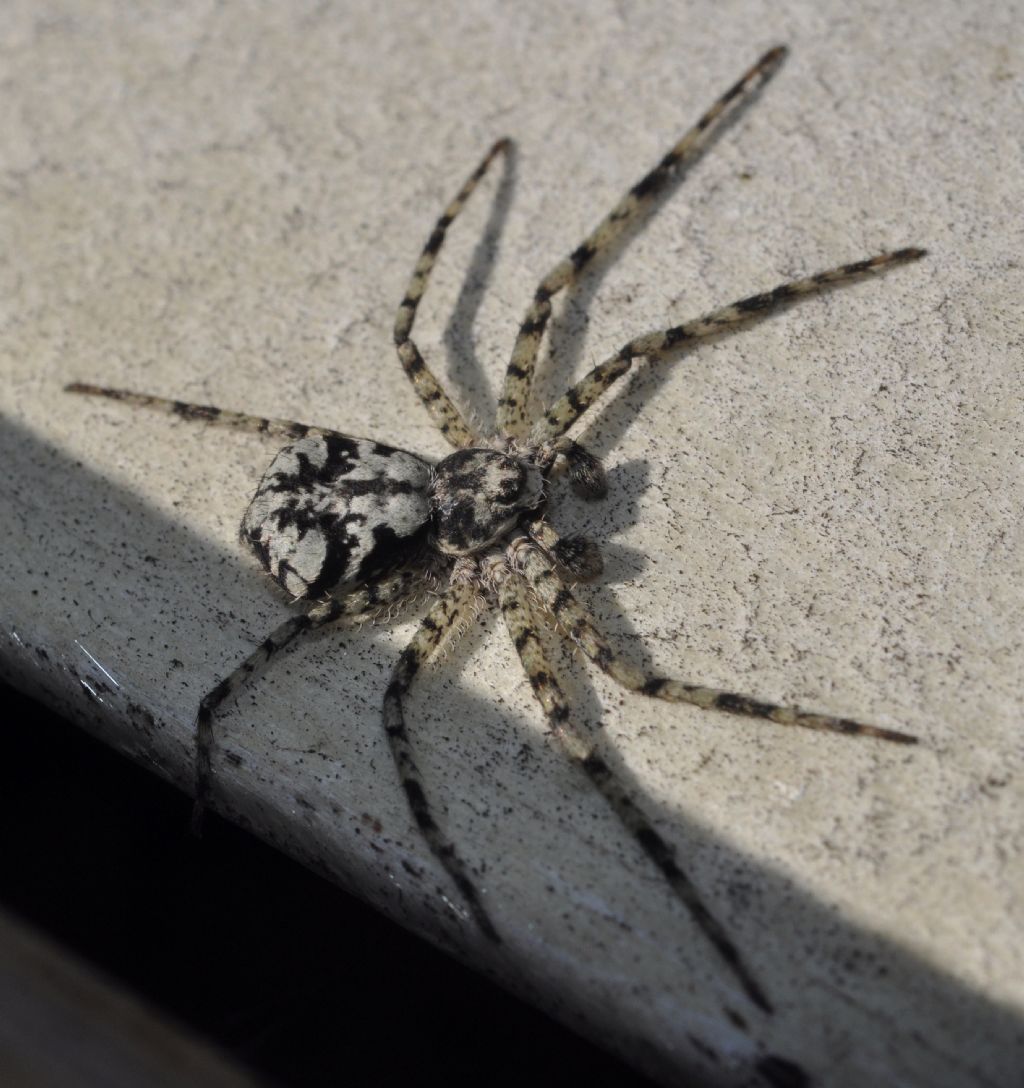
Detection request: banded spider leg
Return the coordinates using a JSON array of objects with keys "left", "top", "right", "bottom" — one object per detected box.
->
[
  {"left": 65, "top": 42, "right": 927, "bottom": 1020},
  {"left": 497, "top": 44, "right": 790, "bottom": 439},
  {"left": 192, "top": 563, "right": 429, "bottom": 831}
]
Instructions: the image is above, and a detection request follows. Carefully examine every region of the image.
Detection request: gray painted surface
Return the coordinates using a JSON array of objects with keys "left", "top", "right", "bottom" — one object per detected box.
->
[{"left": 2, "top": 3, "right": 1021, "bottom": 1084}]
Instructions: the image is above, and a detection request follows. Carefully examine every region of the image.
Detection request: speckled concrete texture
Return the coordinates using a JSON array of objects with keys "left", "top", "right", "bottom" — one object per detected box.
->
[{"left": 2, "top": 3, "right": 1021, "bottom": 1085}]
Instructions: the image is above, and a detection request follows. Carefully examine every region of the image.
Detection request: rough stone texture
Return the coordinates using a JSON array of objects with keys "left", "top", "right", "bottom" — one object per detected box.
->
[{"left": 2, "top": 3, "right": 1021, "bottom": 1085}]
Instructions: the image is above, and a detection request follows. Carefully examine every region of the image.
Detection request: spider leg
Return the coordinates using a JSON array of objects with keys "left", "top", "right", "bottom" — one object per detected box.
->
[
  {"left": 192, "top": 565, "right": 424, "bottom": 832},
  {"left": 540, "top": 439, "right": 609, "bottom": 500},
  {"left": 498, "top": 570, "right": 772, "bottom": 1013},
  {"left": 65, "top": 383, "right": 340, "bottom": 441},
  {"left": 527, "top": 518, "right": 604, "bottom": 583},
  {"left": 533, "top": 247, "right": 927, "bottom": 441},
  {"left": 496, "top": 45, "right": 788, "bottom": 439},
  {"left": 394, "top": 139, "right": 511, "bottom": 449},
  {"left": 381, "top": 582, "right": 499, "bottom": 940},
  {"left": 513, "top": 541, "right": 917, "bottom": 744}
]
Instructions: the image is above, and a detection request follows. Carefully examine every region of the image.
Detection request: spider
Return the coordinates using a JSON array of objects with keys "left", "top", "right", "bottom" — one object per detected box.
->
[{"left": 67, "top": 45, "right": 923, "bottom": 1015}]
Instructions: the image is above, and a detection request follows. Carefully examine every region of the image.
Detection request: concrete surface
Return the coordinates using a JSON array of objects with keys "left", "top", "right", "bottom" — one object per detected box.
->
[{"left": 2, "top": 2, "right": 1021, "bottom": 1085}]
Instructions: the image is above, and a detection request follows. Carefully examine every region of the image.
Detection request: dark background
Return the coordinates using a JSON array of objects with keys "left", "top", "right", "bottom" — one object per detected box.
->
[{"left": 1, "top": 681, "right": 656, "bottom": 1086}]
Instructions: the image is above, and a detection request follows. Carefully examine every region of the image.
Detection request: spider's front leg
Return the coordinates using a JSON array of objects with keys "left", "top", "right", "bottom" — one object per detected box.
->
[
  {"left": 531, "top": 248, "right": 927, "bottom": 443},
  {"left": 535, "top": 437, "right": 609, "bottom": 501},
  {"left": 393, "top": 138, "right": 510, "bottom": 449},
  {"left": 497, "top": 45, "right": 789, "bottom": 439}
]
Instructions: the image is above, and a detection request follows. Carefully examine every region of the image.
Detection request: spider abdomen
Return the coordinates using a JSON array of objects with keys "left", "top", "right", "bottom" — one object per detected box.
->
[
  {"left": 430, "top": 447, "right": 544, "bottom": 555},
  {"left": 242, "top": 434, "right": 432, "bottom": 599}
]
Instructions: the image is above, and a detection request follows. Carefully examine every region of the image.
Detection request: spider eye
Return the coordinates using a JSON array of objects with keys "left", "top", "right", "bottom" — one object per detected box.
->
[{"left": 495, "top": 463, "right": 527, "bottom": 503}]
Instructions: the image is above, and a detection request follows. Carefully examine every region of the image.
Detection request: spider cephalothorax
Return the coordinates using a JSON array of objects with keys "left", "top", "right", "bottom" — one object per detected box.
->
[
  {"left": 430, "top": 447, "right": 545, "bottom": 556},
  {"left": 67, "top": 45, "right": 924, "bottom": 1016}
]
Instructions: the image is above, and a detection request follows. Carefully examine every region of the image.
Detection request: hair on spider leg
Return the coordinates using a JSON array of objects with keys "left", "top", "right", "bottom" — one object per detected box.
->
[
  {"left": 68, "top": 44, "right": 925, "bottom": 1025},
  {"left": 527, "top": 517, "right": 605, "bottom": 583},
  {"left": 550, "top": 534, "right": 605, "bottom": 583},
  {"left": 560, "top": 441, "right": 609, "bottom": 501}
]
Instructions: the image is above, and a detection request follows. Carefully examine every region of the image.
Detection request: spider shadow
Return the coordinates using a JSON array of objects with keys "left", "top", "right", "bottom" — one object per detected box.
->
[
  {"left": 383, "top": 557, "right": 1024, "bottom": 1087},
  {"left": 516, "top": 52, "right": 912, "bottom": 474},
  {"left": 550, "top": 455, "right": 652, "bottom": 580},
  {"left": 430, "top": 54, "right": 785, "bottom": 441},
  {"left": 6, "top": 415, "right": 1022, "bottom": 1086},
  {"left": 569, "top": 454, "right": 650, "bottom": 533},
  {"left": 441, "top": 135, "right": 519, "bottom": 431},
  {"left": 545, "top": 456, "right": 671, "bottom": 695}
]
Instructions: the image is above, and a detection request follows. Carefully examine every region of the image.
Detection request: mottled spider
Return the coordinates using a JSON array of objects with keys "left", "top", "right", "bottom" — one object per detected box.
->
[{"left": 68, "top": 45, "right": 923, "bottom": 1014}]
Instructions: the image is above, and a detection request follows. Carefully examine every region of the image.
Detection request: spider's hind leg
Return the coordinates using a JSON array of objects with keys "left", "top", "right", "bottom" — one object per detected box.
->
[
  {"left": 65, "top": 383, "right": 339, "bottom": 441},
  {"left": 192, "top": 565, "right": 424, "bottom": 833},
  {"left": 381, "top": 582, "right": 498, "bottom": 940},
  {"left": 193, "top": 596, "right": 343, "bottom": 832},
  {"left": 498, "top": 570, "right": 772, "bottom": 1012}
]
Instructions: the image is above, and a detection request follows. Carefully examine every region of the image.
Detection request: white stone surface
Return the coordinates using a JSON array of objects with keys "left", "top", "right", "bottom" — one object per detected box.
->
[{"left": 2, "top": 3, "right": 1021, "bottom": 1085}]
